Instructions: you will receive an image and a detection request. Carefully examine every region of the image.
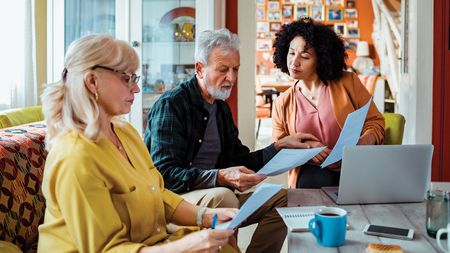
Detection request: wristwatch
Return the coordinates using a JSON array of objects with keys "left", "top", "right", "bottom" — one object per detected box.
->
[{"left": 196, "top": 207, "right": 207, "bottom": 227}]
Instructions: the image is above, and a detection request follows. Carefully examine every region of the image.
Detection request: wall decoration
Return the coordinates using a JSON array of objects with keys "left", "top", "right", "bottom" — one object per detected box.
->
[
  {"left": 256, "top": 0, "right": 265, "bottom": 5},
  {"left": 346, "top": 0, "right": 356, "bottom": 8},
  {"left": 326, "top": 0, "right": 344, "bottom": 6},
  {"left": 347, "top": 20, "right": 358, "bottom": 28},
  {"left": 257, "top": 22, "right": 270, "bottom": 33},
  {"left": 268, "top": 1, "right": 280, "bottom": 10},
  {"left": 282, "top": 4, "right": 294, "bottom": 19},
  {"left": 345, "top": 8, "right": 358, "bottom": 18},
  {"left": 334, "top": 23, "right": 346, "bottom": 36},
  {"left": 346, "top": 28, "right": 360, "bottom": 38},
  {"left": 327, "top": 7, "right": 343, "bottom": 21},
  {"left": 296, "top": 6, "right": 309, "bottom": 20},
  {"left": 344, "top": 39, "right": 359, "bottom": 50},
  {"left": 257, "top": 39, "right": 273, "bottom": 51},
  {"left": 256, "top": 6, "right": 266, "bottom": 21},
  {"left": 310, "top": 5, "right": 324, "bottom": 20},
  {"left": 270, "top": 22, "right": 282, "bottom": 32},
  {"left": 268, "top": 10, "right": 282, "bottom": 21}
]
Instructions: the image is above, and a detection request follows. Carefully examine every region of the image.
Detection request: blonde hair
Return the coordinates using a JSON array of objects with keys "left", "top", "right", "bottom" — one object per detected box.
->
[{"left": 41, "top": 34, "right": 139, "bottom": 151}]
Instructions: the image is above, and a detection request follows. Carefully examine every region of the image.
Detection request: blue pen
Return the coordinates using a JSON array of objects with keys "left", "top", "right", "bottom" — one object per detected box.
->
[{"left": 211, "top": 213, "right": 218, "bottom": 229}]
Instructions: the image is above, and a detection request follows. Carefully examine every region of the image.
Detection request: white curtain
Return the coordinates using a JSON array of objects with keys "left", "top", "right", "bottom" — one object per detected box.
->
[{"left": 0, "top": 0, "right": 37, "bottom": 110}]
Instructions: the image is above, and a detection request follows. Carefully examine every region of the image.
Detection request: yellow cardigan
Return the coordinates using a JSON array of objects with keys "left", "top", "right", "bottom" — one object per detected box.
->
[
  {"left": 272, "top": 72, "right": 385, "bottom": 188},
  {"left": 38, "top": 121, "right": 187, "bottom": 252}
]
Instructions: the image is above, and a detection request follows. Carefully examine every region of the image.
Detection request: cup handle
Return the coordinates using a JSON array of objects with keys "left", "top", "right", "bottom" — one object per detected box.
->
[
  {"left": 309, "top": 218, "right": 321, "bottom": 242},
  {"left": 437, "top": 228, "right": 449, "bottom": 252}
]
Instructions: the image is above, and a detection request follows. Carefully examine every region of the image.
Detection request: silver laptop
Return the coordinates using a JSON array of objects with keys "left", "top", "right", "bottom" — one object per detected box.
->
[{"left": 322, "top": 144, "right": 434, "bottom": 205}]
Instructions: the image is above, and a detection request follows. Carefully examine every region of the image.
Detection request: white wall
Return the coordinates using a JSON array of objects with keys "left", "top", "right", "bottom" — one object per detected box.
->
[
  {"left": 237, "top": 0, "right": 257, "bottom": 150},
  {"left": 398, "top": 0, "right": 433, "bottom": 144}
]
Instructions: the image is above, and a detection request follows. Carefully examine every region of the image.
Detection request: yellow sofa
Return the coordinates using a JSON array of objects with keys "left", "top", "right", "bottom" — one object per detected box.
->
[{"left": 0, "top": 106, "right": 44, "bottom": 129}]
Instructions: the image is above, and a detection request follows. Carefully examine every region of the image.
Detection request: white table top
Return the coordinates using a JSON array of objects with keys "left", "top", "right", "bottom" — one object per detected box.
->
[{"left": 287, "top": 189, "right": 441, "bottom": 253}]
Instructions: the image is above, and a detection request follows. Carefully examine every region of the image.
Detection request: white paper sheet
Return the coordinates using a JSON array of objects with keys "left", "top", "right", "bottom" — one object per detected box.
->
[
  {"left": 215, "top": 183, "right": 282, "bottom": 230},
  {"left": 321, "top": 97, "right": 373, "bottom": 168},
  {"left": 257, "top": 147, "right": 326, "bottom": 176}
]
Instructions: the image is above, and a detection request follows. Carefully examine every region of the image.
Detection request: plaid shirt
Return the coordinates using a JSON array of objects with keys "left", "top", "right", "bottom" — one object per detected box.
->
[{"left": 144, "top": 76, "right": 276, "bottom": 193}]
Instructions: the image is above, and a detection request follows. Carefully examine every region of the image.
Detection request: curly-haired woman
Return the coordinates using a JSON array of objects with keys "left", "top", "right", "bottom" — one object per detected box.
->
[{"left": 272, "top": 17, "right": 385, "bottom": 189}]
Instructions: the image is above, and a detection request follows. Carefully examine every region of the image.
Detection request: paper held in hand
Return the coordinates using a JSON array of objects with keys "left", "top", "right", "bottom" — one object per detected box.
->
[
  {"left": 215, "top": 183, "right": 282, "bottom": 230},
  {"left": 257, "top": 147, "right": 325, "bottom": 176}
]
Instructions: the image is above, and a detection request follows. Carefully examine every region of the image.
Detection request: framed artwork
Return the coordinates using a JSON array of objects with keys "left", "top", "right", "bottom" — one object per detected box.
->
[
  {"left": 346, "top": 28, "right": 360, "bottom": 38},
  {"left": 268, "top": 1, "right": 280, "bottom": 10},
  {"left": 334, "top": 23, "right": 346, "bottom": 36},
  {"left": 296, "top": 5, "right": 309, "bottom": 20},
  {"left": 256, "top": 6, "right": 266, "bottom": 20},
  {"left": 310, "top": 5, "right": 324, "bottom": 20},
  {"left": 270, "top": 21, "right": 282, "bottom": 32},
  {"left": 257, "top": 22, "right": 270, "bottom": 33},
  {"left": 347, "top": 20, "right": 358, "bottom": 28},
  {"left": 327, "top": 7, "right": 343, "bottom": 21},
  {"left": 282, "top": 4, "right": 294, "bottom": 19},
  {"left": 268, "top": 10, "right": 282, "bottom": 21},
  {"left": 346, "top": 0, "right": 356, "bottom": 8},
  {"left": 256, "top": 0, "right": 265, "bottom": 5},
  {"left": 256, "top": 39, "right": 273, "bottom": 51},
  {"left": 325, "top": 0, "right": 344, "bottom": 6},
  {"left": 257, "top": 32, "right": 273, "bottom": 39},
  {"left": 345, "top": 8, "right": 358, "bottom": 18},
  {"left": 344, "top": 39, "right": 359, "bottom": 50}
]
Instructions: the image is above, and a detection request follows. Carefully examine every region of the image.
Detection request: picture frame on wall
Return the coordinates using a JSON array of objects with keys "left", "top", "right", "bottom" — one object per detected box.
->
[
  {"left": 347, "top": 20, "right": 358, "bottom": 28},
  {"left": 326, "top": 0, "right": 344, "bottom": 6},
  {"left": 346, "top": 28, "right": 360, "bottom": 38},
  {"left": 344, "top": 39, "right": 359, "bottom": 50},
  {"left": 256, "top": 0, "right": 265, "bottom": 5},
  {"left": 310, "top": 5, "right": 324, "bottom": 20},
  {"left": 257, "top": 39, "right": 273, "bottom": 51},
  {"left": 345, "top": 8, "right": 358, "bottom": 18},
  {"left": 268, "top": 10, "right": 282, "bottom": 21},
  {"left": 269, "top": 21, "right": 282, "bottom": 32},
  {"left": 256, "top": 6, "right": 266, "bottom": 21},
  {"left": 268, "top": 1, "right": 280, "bottom": 10},
  {"left": 282, "top": 4, "right": 294, "bottom": 19},
  {"left": 334, "top": 23, "right": 346, "bottom": 36},
  {"left": 257, "top": 22, "right": 270, "bottom": 33},
  {"left": 346, "top": 0, "right": 356, "bottom": 8},
  {"left": 296, "top": 5, "right": 309, "bottom": 20},
  {"left": 327, "top": 7, "right": 343, "bottom": 21}
]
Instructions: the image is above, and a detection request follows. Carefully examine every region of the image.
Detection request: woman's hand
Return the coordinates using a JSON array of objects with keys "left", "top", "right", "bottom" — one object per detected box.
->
[
  {"left": 140, "top": 229, "right": 236, "bottom": 253},
  {"left": 174, "top": 229, "right": 235, "bottom": 253},
  {"left": 203, "top": 208, "right": 239, "bottom": 228},
  {"left": 357, "top": 132, "right": 376, "bottom": 145},
  {"left": 304, "top": 140, "right": 331, "bottom": 165}
]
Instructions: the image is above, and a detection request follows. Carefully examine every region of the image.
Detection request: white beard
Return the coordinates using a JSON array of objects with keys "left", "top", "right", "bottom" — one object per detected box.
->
[{"left": 205, "top": 73, "right": 233, "bottom": 101}]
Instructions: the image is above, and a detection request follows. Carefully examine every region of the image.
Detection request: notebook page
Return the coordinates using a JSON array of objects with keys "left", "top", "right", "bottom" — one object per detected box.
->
[{"left": 276, "top": 206, "right": 325, "bottom": 232}]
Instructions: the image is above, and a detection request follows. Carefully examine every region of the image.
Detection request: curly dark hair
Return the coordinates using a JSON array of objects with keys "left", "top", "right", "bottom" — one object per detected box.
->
[{"left": 273, "top": 17, "right": 347, "bottom": 83}]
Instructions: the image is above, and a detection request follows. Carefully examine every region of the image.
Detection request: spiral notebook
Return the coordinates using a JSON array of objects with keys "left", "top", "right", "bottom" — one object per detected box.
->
[{"left": 276, "top": 206, "right": 325, "bottom": 232}]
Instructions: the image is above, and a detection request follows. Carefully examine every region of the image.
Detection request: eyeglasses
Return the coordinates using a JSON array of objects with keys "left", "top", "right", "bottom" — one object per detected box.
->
[{"left": 92, "top": 65, "right": 140, "bottom": 87}]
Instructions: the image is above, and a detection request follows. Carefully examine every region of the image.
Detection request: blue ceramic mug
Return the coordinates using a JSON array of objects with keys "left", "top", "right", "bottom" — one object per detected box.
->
[{"left": 308, "top": 207, "right": 347, "bottom": 247}]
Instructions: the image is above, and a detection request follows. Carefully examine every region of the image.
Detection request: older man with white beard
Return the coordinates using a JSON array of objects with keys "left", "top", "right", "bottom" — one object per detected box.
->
[{"left": 144, "top": 29, "right": 317, "bottom": 253}]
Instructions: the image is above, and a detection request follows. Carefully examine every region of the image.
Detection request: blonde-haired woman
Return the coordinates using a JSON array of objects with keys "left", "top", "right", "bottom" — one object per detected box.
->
[{"left": 38, "top": 34, "right": 237, "bottom": 253}]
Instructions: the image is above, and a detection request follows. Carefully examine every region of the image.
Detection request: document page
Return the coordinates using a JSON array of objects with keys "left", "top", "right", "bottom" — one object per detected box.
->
[
  {"left": 215, "top": 183, "right": 282, "bottom": 230},
  {"left": 257, "top": 147, "right": 325, "bottom": 176},
  {"left": 321, "top": 97, "right": 372, "bottom": 168}
]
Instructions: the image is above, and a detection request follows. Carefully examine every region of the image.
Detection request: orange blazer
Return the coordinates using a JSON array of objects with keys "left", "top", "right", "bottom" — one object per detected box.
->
[{"left": 272, "top": 72, "right": 385, "bottom": 188}]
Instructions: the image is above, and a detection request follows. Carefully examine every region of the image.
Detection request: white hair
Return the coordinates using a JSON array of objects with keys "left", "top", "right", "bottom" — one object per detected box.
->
[
  {"left": 41, "top": 34, "right": 139, "bottom": 151},
  {"left": 195, "top": 28, "right": 240, "bottom": 65}
]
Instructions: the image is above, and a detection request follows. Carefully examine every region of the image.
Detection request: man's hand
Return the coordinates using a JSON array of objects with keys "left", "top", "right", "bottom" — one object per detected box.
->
[
  {"left": 217, "top": 166, "right": 267, "bottom": 192},
  {"left": 274, "top": 133, "right": 319, "bottom": 151}
]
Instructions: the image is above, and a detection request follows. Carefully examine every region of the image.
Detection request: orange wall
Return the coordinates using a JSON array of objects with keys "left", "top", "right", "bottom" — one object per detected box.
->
[{"left": 349, "top": 0, "right": 379, "bottom": 66}]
